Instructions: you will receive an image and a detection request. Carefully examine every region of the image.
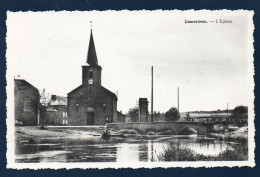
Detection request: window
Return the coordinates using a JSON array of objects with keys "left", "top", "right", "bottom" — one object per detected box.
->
[
  {"left": 88, "top": 79, "right": 93, "bottom": 85},
  {"left": 24, "top": 101, "right": 33, "bottom": 112},
  {"left": 76, "top": 103, "right": 79, "bottom": 111},
  {"left": 62, "top": 112, "right": 68, "bottom": 117},
  {"left": 88, "top": 71, "right": 94, "bottom": 85},
  {"left": 103, "top": 103, "right": 107, "bottom": 111},
  {"left": 89, "top": 71, "right": 93, "bottom": 79},
  {"left": 106, "top": 117, "right": 112, "bottom": 122}
]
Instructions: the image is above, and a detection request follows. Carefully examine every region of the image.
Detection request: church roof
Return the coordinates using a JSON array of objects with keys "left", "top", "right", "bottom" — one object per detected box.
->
[
  {"left": 67, "top": 85, "right": 84, "bottom": 95},
  {"left": 101, "top": 86, "right": 118, "bottom": 101},
  {"left": 68, "top": 85, "right": 117, "bottom": 101},
  {"left": 87, "top": 30, "right": 98, "bottom": 66}
]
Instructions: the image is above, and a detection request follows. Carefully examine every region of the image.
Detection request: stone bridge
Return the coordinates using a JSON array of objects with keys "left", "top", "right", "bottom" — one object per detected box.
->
[{"left": 106, "top": 122, "right": 214, "bottom": 135}]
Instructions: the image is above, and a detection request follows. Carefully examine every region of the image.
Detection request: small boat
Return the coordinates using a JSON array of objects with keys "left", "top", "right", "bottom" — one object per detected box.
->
[
  {"left": 92, "top": 134, "right": 101, "bottom": 136},
  {"left": 108, "top": 132, "right": 124, "bottom": 137},
  {"left": 101, "top": 130, "right": 123, "bottom": 138}
]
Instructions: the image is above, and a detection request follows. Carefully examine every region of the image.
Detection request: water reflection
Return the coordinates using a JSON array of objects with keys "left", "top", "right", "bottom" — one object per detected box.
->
[
  {"left": 117, "top": 143, "right": 139, "bottom": 162},
  {"left": 16, "top": 135, "right": 237, "bottom": 163}
]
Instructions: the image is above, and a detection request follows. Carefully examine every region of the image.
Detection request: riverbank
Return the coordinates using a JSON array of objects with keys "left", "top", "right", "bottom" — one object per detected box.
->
[
  {"left": 15, "top": 126, "right": 103, "bottom": 143},
  {"left": 15, "top": 126, "right": 243, "bottom": 162},
  {"left": 156, "top": 127, "right": 248, "bottom": 161},
  {"left": 209, "top": 126, "right": 248, "bottom": 143}
]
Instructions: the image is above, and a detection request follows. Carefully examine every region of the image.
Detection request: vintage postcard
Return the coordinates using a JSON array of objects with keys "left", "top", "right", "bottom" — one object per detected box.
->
[{"left": 6, "top": 10, "right": 255, "bottom": 169}]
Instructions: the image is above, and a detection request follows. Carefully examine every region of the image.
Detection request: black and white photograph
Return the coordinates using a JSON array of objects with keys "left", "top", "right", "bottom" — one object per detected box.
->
[{"left": 6, "top": 10, "right": 255, "bottom": 168}]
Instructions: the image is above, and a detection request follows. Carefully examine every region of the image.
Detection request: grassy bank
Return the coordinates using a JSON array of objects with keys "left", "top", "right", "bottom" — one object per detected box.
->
[
  {"left": 209, "top": 126, "right": 248, "bottom": 144},
  {"left": 156, "top": 143, "right": 248, "bottom": 161},
  {"left": 156, "top": 127, "right": 248, "bottom": 161}
]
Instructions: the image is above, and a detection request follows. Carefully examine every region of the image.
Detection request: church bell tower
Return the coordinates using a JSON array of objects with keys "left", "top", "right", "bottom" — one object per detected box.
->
[{"left": 82, "top": 29, "right": 102, "bottom": 86}]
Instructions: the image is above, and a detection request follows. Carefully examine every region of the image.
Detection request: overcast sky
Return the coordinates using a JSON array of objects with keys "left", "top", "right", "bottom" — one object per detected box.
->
[{"left": 6, "top": 11, "right": 254, "bottom": 114}]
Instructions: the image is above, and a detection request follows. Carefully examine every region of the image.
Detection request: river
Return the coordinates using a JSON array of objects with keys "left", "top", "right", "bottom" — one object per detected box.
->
[{"left": 15, "top": 134, "right": 239, "bottom": 163}]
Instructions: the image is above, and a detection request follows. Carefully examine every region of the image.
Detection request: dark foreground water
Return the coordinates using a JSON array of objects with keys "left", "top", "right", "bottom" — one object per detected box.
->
[{"left": 15, "top": 135, "right": 239, "bottom": 163}]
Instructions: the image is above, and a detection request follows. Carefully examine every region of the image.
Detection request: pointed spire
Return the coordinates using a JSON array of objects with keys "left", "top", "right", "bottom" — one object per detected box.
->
[{"left": 87, "top": 23, "right": 98, "bottom": 66}]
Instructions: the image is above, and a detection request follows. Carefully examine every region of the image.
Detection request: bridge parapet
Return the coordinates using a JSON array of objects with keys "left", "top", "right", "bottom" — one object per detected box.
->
[{"left": 106, "top": 122, "right": 212, "bottom": 135}]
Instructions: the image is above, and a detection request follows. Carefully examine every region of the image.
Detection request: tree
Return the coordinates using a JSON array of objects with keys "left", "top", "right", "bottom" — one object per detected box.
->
[
  {"left": 39, "top": 89, "right": 51, "bottom": 129},
  {"left": 39, "top": 104, "right": 48, "bottom": 128},
  {"left": 232, "top": 106, "right": 248, "bottom": 125},
  {"left": 154, "top": 111, "right": 160, "bottom": 121},
  {"left": 165, "top": 107, "right": 179, "bottom": 121},
  {"left": 127, "top": 106, "right": 139, "bottom": 122}
]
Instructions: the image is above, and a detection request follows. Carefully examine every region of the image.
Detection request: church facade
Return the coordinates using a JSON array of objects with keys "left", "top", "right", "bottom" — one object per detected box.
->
[{"left": 67, "top": 30, "right": 118, "bottom": 125}]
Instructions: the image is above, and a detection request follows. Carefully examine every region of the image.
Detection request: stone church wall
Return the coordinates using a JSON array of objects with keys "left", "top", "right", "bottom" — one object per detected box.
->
[{"left": 68, "top": 86, "right": 116, "bottom": 125}]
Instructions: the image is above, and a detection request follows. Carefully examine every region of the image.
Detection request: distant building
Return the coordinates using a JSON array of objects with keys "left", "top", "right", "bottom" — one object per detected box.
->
[
  {"left": 14, "top": 79, "right": 40, "bottom": 126},
  {"left": 45, "top": 95, "right": 68, "bottom": 125},
  {"left": 117, "top": 111, "right": 126, "bottom": 123},
  {"left": 67, "top": 29, "right": 118, "bottom": 125}
]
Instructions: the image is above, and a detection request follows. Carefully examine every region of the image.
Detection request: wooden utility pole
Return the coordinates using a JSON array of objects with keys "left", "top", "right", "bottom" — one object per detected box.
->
[
  {"left": 151, "top": 66, "right": 154, "bottom": 122},
  {"left": 227, "top": 102, "right": 229, "bottom": 123},
  {"left": 177, "top": 87, "right": 179, "bottom": 112}
]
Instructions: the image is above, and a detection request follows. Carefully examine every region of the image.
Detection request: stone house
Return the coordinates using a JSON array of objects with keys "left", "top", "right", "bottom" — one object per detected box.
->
[
  {"left": 14, "top": 78, "right": 40, "bottom": 126},
  {"left": 45, "top": 95, "right": 68, "bottom": 125}
]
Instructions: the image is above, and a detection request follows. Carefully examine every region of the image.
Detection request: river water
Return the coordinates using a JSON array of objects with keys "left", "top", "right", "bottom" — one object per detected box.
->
[{"left": 15, "top": 134, "right": 238, "bottom": 163}]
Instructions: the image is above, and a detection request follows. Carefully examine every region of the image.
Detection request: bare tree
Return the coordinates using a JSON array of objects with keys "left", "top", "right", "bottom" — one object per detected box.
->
[{"left": 39, "top": 89, "right": 51, "bottom": 129}]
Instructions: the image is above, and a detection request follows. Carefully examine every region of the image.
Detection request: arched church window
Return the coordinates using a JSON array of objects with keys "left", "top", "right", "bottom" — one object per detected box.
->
[
  {"left": 89, "top": 71, "right": 93, "bottom": 79},
  {"left": 88, "top": 71, "right": 94, "bottom": 85}
]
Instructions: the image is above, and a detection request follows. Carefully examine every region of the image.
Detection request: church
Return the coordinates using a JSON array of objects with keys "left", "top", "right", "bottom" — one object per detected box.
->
[{"left": 67, "top": 29, "right": 118, "bottom": 125}]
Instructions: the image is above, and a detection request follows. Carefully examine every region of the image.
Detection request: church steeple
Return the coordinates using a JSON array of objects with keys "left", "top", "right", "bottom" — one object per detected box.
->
[
  {"left": 82, "top": 24, "right": 102, "bottom": 86},
  {"left": 87, "top": 29, "right": 98, "bottom": 66}
]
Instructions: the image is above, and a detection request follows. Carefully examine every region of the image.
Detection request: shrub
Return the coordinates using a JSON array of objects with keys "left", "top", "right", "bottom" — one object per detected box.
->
[{"left": 156, "top": 143, "right": 248, "bottom": 161}]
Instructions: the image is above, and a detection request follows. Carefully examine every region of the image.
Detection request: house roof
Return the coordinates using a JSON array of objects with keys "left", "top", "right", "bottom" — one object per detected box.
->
[
  {"left": 14, "top": 79, "right": 39, "bottom": 93},
  {"left": 48, "top": 95, "right": 67, "bottom": 106}
]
